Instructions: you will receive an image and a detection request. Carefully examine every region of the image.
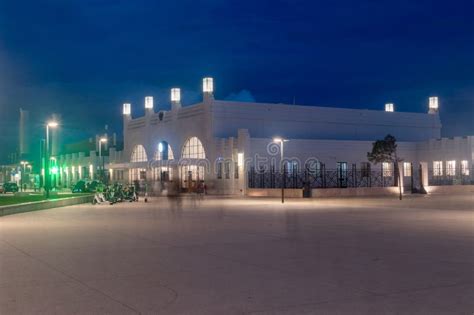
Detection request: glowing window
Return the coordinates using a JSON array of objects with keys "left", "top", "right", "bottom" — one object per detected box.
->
[
  {"left": 131, "top": 145, "right": 148, "bottom": 162},
  {"left": 382, "top": 162, "right": 393, "bottom": 177},
  {"left": 403, "top": 162, "right": 411, "bottom": 177},
  {"left": 461, "top": 160, "right": 469, "bottom": 176},
  {"left": 153, "top": 167, "right": 173, "bottom": 182},
  {"left": 433, "top": 161, "right": 443, "bottom": 176},
  {"left": 234, "top": 161, "right": 239, "bottom": 179},
  {"left": 286, "top": 160, "right": 299, "bottom": 174},
  {"left": 154, "top": 142, "right": 174, "bottom": 161},
  {"left": 446, "top": 160, "right": 456, "bottom": 176},
  {"left": 182, "top": 137, "right": 205, "bottom": 159},
  {"left": 237, "top": 153, "right": 244, "bottom": 167},
  {"left": 181, "top": 165, "right": 205, "bottom": 184},
  {"left": 130, "top": 168, "right": 146, "bottom": 181}
]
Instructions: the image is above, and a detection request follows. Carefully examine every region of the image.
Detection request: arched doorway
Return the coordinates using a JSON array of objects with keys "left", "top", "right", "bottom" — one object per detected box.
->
[
  {"left": 153, "top": 141, "right": 174, "bottom": 182},
  {"left": 130, "top": 144, "right": 148, "bottom": 188},
  {"left": 180, "top": 137, "right": 206, "bottom": 192}
]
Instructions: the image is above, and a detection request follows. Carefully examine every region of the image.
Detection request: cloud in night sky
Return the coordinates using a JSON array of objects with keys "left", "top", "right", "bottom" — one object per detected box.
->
[{"left": 225, "top": 90, "right": 256, "bottom": 103}]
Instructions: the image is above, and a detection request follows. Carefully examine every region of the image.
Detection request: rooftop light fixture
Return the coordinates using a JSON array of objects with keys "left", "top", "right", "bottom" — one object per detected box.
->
[
  {"left": 123, "top": 103, "right": 131, "bottom": 115},
  {"left": 385, "top": 103, "right": 394, "bottom": 112},
  {"left": 145, "top": 96, "right": 153, "bottom": 109},
  {"left": 171, "top": 88, "right": 181, "bottom": 102},
  {"left": 429, "top": 96, "right": 438, "bottom": 110},
  {"left": 203, "top": 77, "right": 214, "bottom": 93}
]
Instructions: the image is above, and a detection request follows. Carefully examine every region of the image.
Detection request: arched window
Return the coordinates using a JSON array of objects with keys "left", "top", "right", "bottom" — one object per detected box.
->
[
  {"left": 181, "top": 137, "right": 205, "bottom": 159},
  {"left": 154, "top": 141, "right": 175, "bottom": 161},
  {"left": 130, "top": 145, "right": 148, "bottom": 162}
]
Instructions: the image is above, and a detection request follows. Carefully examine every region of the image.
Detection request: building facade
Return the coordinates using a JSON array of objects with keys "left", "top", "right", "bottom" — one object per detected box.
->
[
  {"left": 50, "top": 134, "right": 121, "bottom": 189},
  {"left": 107, "top": 78, "right": 473, "bottom": 195}
]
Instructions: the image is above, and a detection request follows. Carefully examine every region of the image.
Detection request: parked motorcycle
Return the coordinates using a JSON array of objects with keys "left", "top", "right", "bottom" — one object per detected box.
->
[{"left": 91, "top": 183, "right": 139, "bottom": 205}]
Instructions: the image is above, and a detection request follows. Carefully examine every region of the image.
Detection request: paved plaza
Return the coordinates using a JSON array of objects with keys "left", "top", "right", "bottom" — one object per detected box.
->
[{"left": 0, "top": 194, "right": 473, "bottom": 314}]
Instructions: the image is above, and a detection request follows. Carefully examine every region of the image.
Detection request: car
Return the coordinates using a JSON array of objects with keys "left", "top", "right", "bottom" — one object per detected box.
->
[
  {"left": 72, "top": 180, "right": 104, "bottom": 193},
  {"left": 2, "top": 182, "right": 19, "bottom": 193}
]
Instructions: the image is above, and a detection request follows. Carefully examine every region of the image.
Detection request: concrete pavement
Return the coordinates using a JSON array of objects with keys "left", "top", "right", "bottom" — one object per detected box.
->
[{"left": 0, "top": 194, "right": 473, "bottom": 314}]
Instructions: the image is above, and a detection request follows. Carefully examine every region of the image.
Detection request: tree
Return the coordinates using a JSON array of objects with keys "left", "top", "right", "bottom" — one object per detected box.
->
[{"left": 367, "top": 134, "right": 403, "bottom": 200}]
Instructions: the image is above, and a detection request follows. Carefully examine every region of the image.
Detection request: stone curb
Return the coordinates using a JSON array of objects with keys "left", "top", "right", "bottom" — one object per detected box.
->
[{"left": 0, "top": 195, "right": 94, "bottom": 217}]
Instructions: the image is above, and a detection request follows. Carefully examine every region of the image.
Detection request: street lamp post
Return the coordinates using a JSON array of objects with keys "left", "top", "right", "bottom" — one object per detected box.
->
[
  {"left": 98, "top": 137, "right": 107, "bottom": 182},
  {"left": 273, "top": 137, "right": 289, "bottom": 204},
  {"left": 45, "top": 121, "right": 58, "bottom": 198},
  {"left": 20, "top": 161, "right": 27, "bottom": 191}
]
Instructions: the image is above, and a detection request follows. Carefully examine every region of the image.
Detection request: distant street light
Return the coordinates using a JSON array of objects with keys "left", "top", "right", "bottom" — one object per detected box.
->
[
  {"left": 45, "top": 121, "right": 58, "bottom": 198},
  {"left": 273, "top": 137, "right": 289, "bottom": 204}
]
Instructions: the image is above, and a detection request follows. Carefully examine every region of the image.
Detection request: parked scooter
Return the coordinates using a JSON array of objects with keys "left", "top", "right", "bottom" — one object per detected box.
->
[
  {"left": 92, "top": 192, "right": 106, "bottom": 205},
  {"left": 123, "top": 185, "right": 138, "bottom": 202},
  {"left": 92, "top": 183, "right": 140, "bottom": 205},
  {"left": 108, "top": 183, "right": 123, "bottom": 204}
]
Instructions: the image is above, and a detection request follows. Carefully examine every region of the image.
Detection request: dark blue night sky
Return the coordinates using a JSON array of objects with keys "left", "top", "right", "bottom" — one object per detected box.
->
[{"left": 0, "top": 0, "right": 473, "bottom": 161}]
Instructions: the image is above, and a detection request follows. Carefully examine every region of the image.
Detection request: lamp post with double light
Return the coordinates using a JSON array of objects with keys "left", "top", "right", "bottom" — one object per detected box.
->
[
  {"left": 45, "top": 121, "right": 58, "bottom": 198},
  {"left": 273, "top": 137, "right": 289, "bottom": 203}
]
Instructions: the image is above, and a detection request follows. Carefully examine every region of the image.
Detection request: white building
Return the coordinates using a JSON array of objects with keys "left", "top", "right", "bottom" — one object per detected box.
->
[
  {"left": 107, "top": 78, "right": 473, "bottom": 195},
  {"left": 52, "top": 135, "right": 120, "bottom": 188}
]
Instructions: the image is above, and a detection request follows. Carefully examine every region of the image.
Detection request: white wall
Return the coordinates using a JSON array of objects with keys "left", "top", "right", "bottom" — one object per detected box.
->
[
  {"left": 416, "top": 136, "right": 473, "bottom": 165},
  {"left": 211, "top": 101, "right": 441, "bottom": 142}
]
